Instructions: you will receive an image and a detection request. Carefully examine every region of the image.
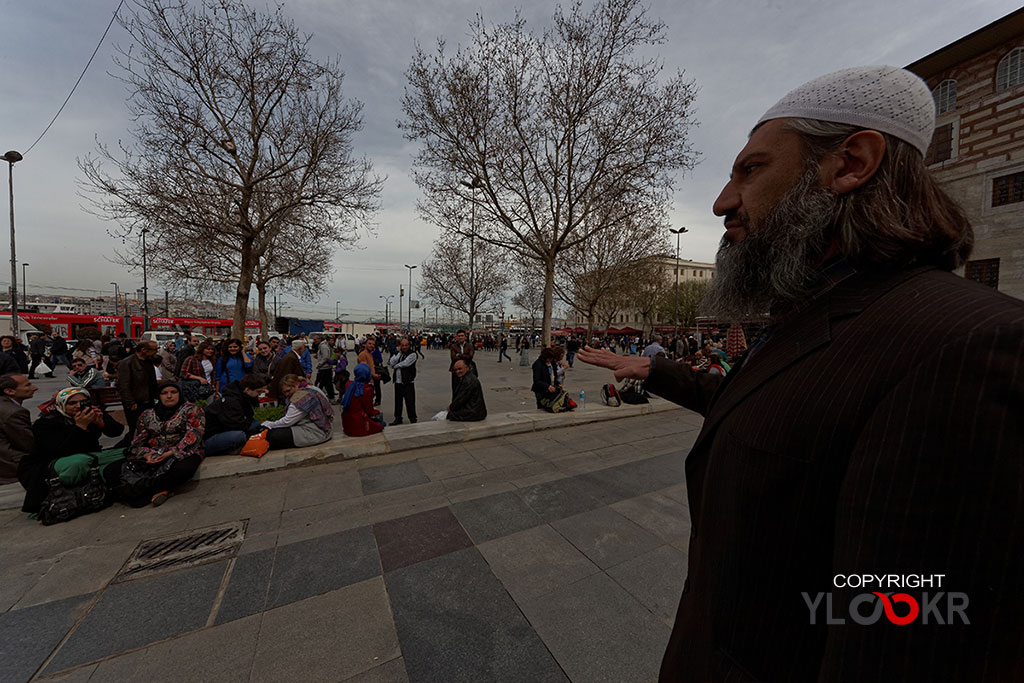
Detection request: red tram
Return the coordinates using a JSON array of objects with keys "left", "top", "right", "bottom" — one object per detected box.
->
[{"left": 16, "top": 313, "right": 262, "bottom": 339}]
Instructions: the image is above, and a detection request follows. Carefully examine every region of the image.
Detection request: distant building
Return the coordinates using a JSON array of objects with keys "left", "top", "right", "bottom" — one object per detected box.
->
[{"left": 907, "top": 8, "right": 1024, "bottom": 300}]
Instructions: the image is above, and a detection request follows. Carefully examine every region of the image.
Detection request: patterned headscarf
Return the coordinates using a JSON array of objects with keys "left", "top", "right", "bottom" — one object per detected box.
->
[{"left": 55, "top": 387, "right": 89, "bottom": 418}]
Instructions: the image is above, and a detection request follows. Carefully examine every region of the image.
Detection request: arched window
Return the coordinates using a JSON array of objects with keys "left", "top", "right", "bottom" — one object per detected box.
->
[
  {"left": 933, "top": 79, "right": 957, "bottom": 114},
  {"left": 996, "top": 48, "right": 1023, "bottom": 91}
]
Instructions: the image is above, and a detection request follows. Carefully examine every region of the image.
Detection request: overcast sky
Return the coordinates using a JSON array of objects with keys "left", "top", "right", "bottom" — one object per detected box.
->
[{"left": 0, "top": 0, "right": 1017, "bottom": 320}]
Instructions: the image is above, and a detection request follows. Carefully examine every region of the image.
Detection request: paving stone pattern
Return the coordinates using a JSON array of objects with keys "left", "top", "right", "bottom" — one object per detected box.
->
[{"left": 0, "top": 413, "right": 697, "bottom": 683}]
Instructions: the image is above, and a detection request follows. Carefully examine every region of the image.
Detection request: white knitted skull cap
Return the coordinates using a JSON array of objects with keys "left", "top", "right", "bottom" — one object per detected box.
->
[{"left": 757, "top": 65, "right": 936, "bottom": 156}]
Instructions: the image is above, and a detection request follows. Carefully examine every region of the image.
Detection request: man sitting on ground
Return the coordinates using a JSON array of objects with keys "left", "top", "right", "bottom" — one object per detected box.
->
[{"left": 445, "top": 360, "right": 486, "bottom": 422}]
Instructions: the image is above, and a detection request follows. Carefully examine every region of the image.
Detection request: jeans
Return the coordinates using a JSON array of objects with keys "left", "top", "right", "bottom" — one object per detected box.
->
[
  {"left": 498, "top": 349, "right": 512, "bottom": 362},
  {"left": 51, "top": 353, "right": 72, "bottom": 370},
  {"left": 566, "top": 351, "right": 576, "bottom": 367},
  {"left": 204, "top": 420, "right": 261, "bottom": 456}
]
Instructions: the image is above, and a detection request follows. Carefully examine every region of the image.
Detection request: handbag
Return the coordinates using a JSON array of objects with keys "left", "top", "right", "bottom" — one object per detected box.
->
[
  {"left": 38, "top": 455, "right": 111, "bottom": 526},
  {"left": 239, "top": 429, "right": 270, "bottom": 458},
  {"left": 376, "top": 365, "right": 391, "bottom": 384},
  {"left": 119, "top": 457, "right": 175, "bottom": 506},
  {"left": 180, "top": 378, "right": 214, "bottom": 402}
]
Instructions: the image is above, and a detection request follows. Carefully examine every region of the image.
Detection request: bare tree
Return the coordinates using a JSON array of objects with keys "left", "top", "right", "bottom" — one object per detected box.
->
[
  {"left": 80, "top": 0, "right": 381, "bottom": 338},
  {"left": 400, "top": 0, "right": 698, "bottom": 346},
  {"left": 418, "top": 231, "right": 510, "bottom": 330},
  {"left": 656, "top": 279, "right": 711, "bottom": 333},
  {"left": 555, "top": 210, "right": 668, "bottom": 336}
]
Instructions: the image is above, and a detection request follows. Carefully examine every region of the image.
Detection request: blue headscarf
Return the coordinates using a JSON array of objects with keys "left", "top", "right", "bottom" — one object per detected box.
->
[{"left": 341, "top": 363, "right": 372, "bottom": 409}]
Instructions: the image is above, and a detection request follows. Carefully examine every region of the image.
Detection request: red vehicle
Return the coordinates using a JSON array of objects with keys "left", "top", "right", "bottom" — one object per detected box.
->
[{"left": 16, "top": 313, "right": 262, "bottom": 339}]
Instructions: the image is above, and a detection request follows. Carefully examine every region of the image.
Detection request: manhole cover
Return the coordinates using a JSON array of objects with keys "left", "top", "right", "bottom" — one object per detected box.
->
[{"left": 112, "top": 520, "right": 247, "bottom": 583}]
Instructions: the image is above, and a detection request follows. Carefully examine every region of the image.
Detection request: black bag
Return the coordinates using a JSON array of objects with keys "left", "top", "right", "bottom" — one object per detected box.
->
[
  {"left": 119, "top": 457, "right": 174, "bottom": 506},
  {"left": 619, "top": 380, "right": 649, "bottom": 405},
  {"left": 376, "top": 365, "right": 391, "bottom": 384},
  {"left": 180, "top": 378, "right": 214, "bottom": 403},
  {"left": 38, "top": 455, "right": 111, "bottom": 526}
]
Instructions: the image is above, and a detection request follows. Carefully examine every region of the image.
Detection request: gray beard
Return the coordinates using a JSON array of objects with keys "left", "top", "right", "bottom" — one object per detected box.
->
[{"left": 701, "top": 168, "right": 840, "bottom": 321}]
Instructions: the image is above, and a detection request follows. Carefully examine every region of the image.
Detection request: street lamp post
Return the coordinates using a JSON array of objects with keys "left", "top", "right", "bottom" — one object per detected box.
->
[
  {"left": 21, "top": 263, "right": 28, "bottom": 309},
  {"left": 335, "top": 300, "right": 341, "bottom": 321},
  {"left": 4, "top": 150, "right": 22, "bottom": 336},
  {"left": 404, "top": 265, "right": 417, "bottom": 332},
  {"left": 110, "top": 282, "right": 121, "bottom": 317},
  {"left": 459, "top": 177, "right": 484, "bottom": 335},
  {"left": 141, "top": 227, "right": 150, "bottom": 329},
  {"left": 669, "top": 227, "right": 688, "bottom": 339},
  {"left": 379, "top": 295, "right": 393, "bottom": 327}
]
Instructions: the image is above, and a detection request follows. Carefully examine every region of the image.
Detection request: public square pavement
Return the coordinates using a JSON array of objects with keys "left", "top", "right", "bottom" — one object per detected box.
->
[{"left": 0, "top": 411, "right": 701, "bottom": 683}]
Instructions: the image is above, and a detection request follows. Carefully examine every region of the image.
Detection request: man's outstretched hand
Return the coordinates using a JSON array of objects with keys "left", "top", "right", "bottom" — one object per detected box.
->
[{"left": 576, "top": 346, "right": 650, "bottom": 382}]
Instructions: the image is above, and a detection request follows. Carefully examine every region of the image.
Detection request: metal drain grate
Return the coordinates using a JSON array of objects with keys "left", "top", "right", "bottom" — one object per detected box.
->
[{"left": 112, "top": 520, "right": 247, "bottom": 583}]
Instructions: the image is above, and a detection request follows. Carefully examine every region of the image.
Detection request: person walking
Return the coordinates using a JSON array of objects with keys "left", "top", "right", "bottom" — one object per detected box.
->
[
  {"left": 497, "top": 335, "right": 512, "bottom": 363},
  {"left": 387, "top": 337, "right": 418, "bottom": 425},
  {"left": 28, "top": 334, "right": 54, "bottom": 379},
  {"left": 314, "top": 334, "right": 335, "bottom": 400},
  {"left": 49, "top": 334, "right": 71, "bottom": 370}
]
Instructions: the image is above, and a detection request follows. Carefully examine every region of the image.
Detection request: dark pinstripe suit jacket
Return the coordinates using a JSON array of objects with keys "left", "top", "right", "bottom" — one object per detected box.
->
[{"left": 647, "top": 266, "right": 1024, "bottom": 683}]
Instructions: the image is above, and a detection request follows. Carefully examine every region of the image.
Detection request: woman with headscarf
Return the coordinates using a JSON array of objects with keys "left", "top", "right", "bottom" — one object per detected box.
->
[
  {"left": 18, "top": 387, "right": 125, "bottom": 515},
  {"left": 340, "top": 363, "right": 384, "bottom": 437},
  {"left": 158, "top": 341, "right": 179, "bottom": 381},
  {"left": 260, "top": 374, "right": 334, "bottom": 449},
  {"left": 122, "top": 381, "right": 205, "bottom": 507}
]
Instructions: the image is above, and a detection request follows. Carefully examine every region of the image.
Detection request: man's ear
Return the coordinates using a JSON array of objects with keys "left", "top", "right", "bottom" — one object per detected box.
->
[{"left": 819, "top": 130, "right": 886, "bottom": 195}]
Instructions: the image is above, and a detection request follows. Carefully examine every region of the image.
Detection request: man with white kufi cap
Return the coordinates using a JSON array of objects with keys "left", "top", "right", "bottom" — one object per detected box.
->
[{"left": 580, "top": 66, "right": 1024, "bottom": 682}]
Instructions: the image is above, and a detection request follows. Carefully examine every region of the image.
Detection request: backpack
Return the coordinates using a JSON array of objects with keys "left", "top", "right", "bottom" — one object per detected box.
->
[
  {"left": 619, "top": 379, "right": 649, "bottom": 404},
  {"left": 600, "top": 383, "right": 621, "bottom": 407}
]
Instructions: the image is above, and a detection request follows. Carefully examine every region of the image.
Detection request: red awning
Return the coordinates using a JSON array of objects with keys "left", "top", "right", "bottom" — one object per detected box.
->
[{"left": 618, "top": 326, "right": 642, "bottom": 334}]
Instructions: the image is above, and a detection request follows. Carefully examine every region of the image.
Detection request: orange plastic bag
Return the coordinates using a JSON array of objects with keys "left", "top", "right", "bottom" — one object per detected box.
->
[{"left": 239, "top": 429, "right": 270, "bottom": 458}]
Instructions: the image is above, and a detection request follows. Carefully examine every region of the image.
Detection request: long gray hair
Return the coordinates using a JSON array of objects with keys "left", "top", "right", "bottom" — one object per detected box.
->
[{"left": 776, "top": 118, "right": 973, "bottom": 271}]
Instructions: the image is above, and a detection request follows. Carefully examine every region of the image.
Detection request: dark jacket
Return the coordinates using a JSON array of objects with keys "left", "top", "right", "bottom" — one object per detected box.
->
[
  {"left": 448, "top": 340, "right": 475, "bottom": 371},
  {"left": 2, "top": 349, "right": 29, "bottom": 374},
  {"left": 650, "top": 266, "right": 1024, "bottom": 683},
  {"left": 116, "top": 353, "right": 158, "bottom": 408},
  {"left": 448, "top": 372, "right": 487, "bottom": 422},
  {"left": 531, "top": 358, "right": 559, "bottom": 405},
  {"left": 204, "top": 381, "right": 257, "bottom": 436},
  {"left": 19, "top": 410, "right": 124, "bottom": 513},
  {"left": 0, "top": 396, "right": 33, "bottom": 482},
  {"left": 50, "top": 336, "right": 68, "bottom": 355},
  {"left": 0, "top": 353, "right": 19, "bottom": 376}
]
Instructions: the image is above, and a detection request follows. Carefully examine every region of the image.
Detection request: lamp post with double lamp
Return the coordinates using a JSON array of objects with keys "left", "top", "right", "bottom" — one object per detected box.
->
[
  {"left": 21, "top": 263, "right": 28, "bottom": 309},
  {"left": 335, "top": 301, "right": 341, "bottom": 321},
  {"left": 404, "top": 265, "right": 417, "bottom": 332},
  {"left": 4, "top": 150, "right": 22, "bottom": 336},
  {"left": 379, "top": 295, "right": 393, "bottom": 327},
  {"left": 669, "top": 226, "right": 688, "bottom": 339},
  {"left": 459, "top": 177, "right": 484, "bottom": 333}
]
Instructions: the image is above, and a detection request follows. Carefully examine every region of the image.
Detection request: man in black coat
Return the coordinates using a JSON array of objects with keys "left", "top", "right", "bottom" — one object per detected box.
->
[
  {"left": 446, "top": 360, "right": 486, "bottom": 422},
  {"left": 580, "top": 66, "right": 1024, "bottom": 682}
]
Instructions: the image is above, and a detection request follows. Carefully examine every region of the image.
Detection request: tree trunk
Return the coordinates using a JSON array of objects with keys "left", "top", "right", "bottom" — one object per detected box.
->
[
  {"left": 232, "top": 241, "right": 257, "bottom": 339},
  {"left": 257, "top": 281, "right": 269, "bottom": 338},
  {"left": 541, "top": 259, "right": 555, "bottom": 347},
  {"left": 586, "top": 310, "right": 595, "bottom": 339}
]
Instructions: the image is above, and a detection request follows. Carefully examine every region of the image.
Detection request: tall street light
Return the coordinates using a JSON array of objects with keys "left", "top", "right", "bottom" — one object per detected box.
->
[
  {"left": 404, "top": 264, "right": 417, "bottom": 332},
  {"left": 335, "top": 300, "right": 341, "bottom": 321},
  {"left": 21, "top": 262, "right": 28, "bottom": 309},
  {"left": 110, "top": 282, "right": 121, "bottom": 316},
  {"left": 141, "top": 227, "right": 150, "bottom": 328},
  {"left": 379, "top": 295, "right": 393, "bottom": 327},
  {"left": 669, "top": 226, "right": 688, "bottom": 339},
  {"left": 4, "top": 150, "right": 22, "bottom": 336}
]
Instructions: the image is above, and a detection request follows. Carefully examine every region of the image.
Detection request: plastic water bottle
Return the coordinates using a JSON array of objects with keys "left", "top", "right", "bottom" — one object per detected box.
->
[{"left": 579, "top": 389, "right": 585, "bottom": 410}]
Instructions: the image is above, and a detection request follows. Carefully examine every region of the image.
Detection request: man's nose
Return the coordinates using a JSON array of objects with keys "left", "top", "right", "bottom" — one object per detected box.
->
[{"left": 713, "top": 181, "right": 739, "bottom": 217}]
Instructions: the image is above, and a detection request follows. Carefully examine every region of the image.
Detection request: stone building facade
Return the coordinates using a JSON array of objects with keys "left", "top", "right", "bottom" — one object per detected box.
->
[{"left": 907, "top": 8, "right": 1024, "bottom": 300}]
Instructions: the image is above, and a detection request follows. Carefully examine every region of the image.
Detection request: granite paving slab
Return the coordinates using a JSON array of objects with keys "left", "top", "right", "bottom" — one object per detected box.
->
[
  {"left": 264, "top": 525, "right": 379, "bottom": 609},
  {"left": 520, "top": 572, "right": 671, "bottom": 683},
  {"left": 360, "top": 460, "right": 431, "bottom": 495},
  {"left": 45, "top": 561, "right": 227, "bottom": 674},
  {"left": 0, "top": 592, "right": 96, "bottom": 683},
  {"left": 373, "top": 506, "right": 474, "bottom": 573},
  {"left": 416, "top": 450, "right": 484, "bottom": 480},
  {"left": 283, "top": 468, "right": 364, "bottom": 510},
  {"left": 610, "top": 492, "right": 692, "bottom": 547},
  {"left": 341, "top": 657, "right": 410, "bottom": 682},
  {"left": 515, "top": 475, "right": 608, "bottom": 522},
  {"left": 214, "top": 548, "right": 275, "bottom": 625},
  {"left": 450, "top": 490, "right": 544, "bottom": 544},
  {"left": 552, "top": 507, "right": 663, "bottom": 570},
  {"left": 476, "top": 525, "right": 601, "bottom": 603},
  {"left": 385, "top": 547, "right": 568, "bottom": 683},
  {"left": 252, "top": 577, "right": 401, "bottom": 683},
  {"left": 606, "top": 544, "right": 688, "bottom": 626}
]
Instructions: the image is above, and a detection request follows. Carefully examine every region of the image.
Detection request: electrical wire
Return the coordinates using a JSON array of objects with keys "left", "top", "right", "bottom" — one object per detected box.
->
[{"left": 23, "top": 0, "right": 125, "bottom": 155}]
